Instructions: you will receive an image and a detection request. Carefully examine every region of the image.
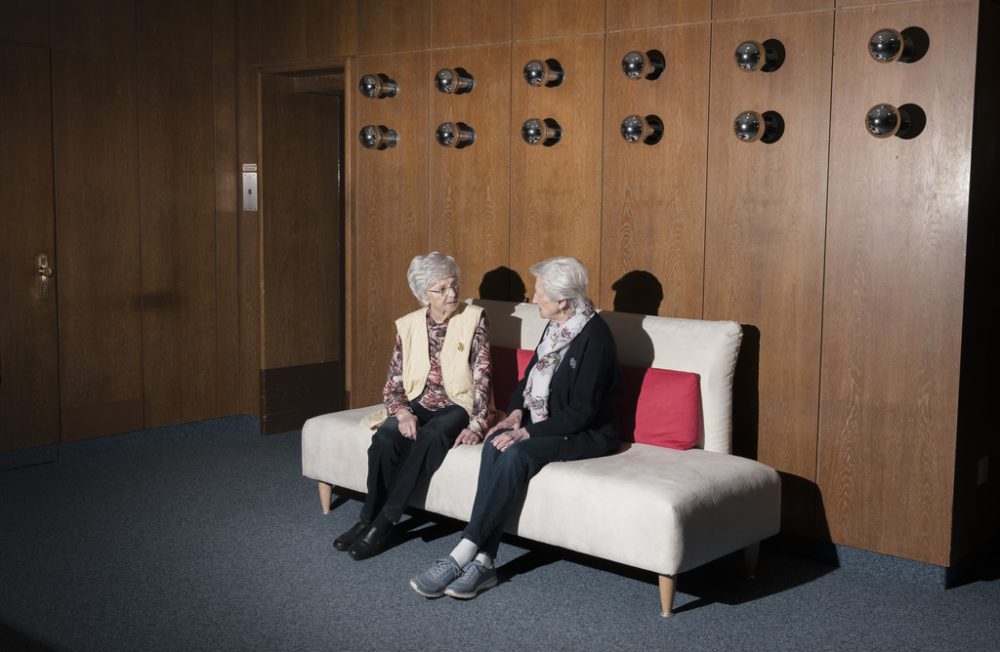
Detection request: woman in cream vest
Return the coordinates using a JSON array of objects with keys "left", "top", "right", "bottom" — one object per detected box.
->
[{"left": 334, "top": 252, "right": 492, "bottom": 561}]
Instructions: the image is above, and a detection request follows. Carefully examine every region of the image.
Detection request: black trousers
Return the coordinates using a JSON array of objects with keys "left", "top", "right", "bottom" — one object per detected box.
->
[
  {"left": 461, "top": 429, "right": 616, "bottom": 558},
  {"left": 361, "top": 401, "right": 469, "bottom": 524}
]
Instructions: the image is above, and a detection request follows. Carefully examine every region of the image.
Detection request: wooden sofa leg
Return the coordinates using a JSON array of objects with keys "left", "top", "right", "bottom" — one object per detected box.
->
[
  {"left": 658, "top": 575, "right": 675, "bottom": 617},
  {"left": 318, "top": 481, "right": 332, "bottom": 514},
  {"left": 744, "top": 542, "right": 760, "bottom": 579}
]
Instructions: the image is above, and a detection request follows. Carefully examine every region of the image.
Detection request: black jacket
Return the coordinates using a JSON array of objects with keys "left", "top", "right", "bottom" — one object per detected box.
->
[{"left": 508, "top": 313, "right": 621, "bottom": 459}]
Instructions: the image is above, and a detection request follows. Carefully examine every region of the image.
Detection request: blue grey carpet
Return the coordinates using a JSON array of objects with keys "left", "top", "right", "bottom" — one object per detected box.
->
[{"left": 1, "top": 417, "right": 997, "bottom": 651}]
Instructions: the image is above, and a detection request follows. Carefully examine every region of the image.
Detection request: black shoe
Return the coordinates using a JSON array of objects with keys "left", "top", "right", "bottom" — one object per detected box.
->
[
  {"left": 348, "top": 516, "right": 394, "bottom": 560},
  {"left": 334, "top": 520, "right": 370, "bottom": 552}
]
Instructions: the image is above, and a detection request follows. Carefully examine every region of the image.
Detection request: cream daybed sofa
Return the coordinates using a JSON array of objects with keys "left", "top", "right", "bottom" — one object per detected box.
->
[{"left": 302, "top": 299, "right": 781, "bottom": 615}]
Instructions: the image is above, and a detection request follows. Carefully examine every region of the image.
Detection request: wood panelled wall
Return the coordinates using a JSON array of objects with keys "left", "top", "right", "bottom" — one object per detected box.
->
[
  {"left": 820, "top": 0, "right": 979, "bottom": 564},
  {"left": 705, "top": 8, "right": 833, "bottom": 535},
  {"left": 332, "top": 0, "right": 992, "bottom": 568},
  {"left": 1, "top": 0, "right": 239, "bottom": 444}
]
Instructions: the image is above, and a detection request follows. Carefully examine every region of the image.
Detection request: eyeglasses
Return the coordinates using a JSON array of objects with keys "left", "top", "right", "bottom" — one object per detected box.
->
[{"left": 427, "top": 282, "right": 460, "bottom": 295}]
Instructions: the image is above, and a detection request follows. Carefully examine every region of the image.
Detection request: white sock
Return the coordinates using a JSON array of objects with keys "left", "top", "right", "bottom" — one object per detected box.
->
[
  {"left": 450, "top": 538, "right": 478, "bottom": 568},
  {"left": 475, "top": 552, "right": 493, "bottom": 568}
]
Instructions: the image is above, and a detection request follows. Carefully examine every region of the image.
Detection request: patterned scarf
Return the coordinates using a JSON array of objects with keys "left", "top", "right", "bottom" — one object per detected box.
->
[{"left": 523, "top": 304, "right": 595, "bottom": 424}]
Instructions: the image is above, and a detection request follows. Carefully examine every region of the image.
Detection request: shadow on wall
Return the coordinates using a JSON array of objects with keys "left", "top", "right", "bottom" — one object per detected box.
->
[
  {"left": 732, "top": 325, "right": 832, "bottom": 542},
  {"left": 479, "top": 266, "right": 527, "bottom": 302},
  {"left": 732, "top": 324, "right": 760, "bottom": 461},
  {"left": 611, "top": 270, "right": 663, "bottom": 315}
]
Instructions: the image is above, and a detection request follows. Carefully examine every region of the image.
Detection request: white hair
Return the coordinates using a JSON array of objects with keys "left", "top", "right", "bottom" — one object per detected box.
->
[
  {"left": 529, "top": 256, "right": 592, "bottom": 312},
  {"left": 407, "top": 252, "right": 460, "bottom": 305}
]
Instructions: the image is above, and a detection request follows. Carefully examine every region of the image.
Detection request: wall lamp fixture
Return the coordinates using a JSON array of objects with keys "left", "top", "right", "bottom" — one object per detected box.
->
[
  {"left": 435, "top": 68, "right": 475, "bottom": 94},
  {"left": 733, "top": 110, "right": 784, "bottom": 143},
  {"left": 621, "top": 50, "right": 665, "bottom": 80},
  {"left": 521, "top": 118, "right": 561, "bottom": 146},
  {"left": 435, "top": 122, "right": 475, "bottom": 148},
  {"left": 734, "top": 40, "right": 785, "bottom": 72},
  {"left": 359, "top": 124, "right": 398, "bottom": 150},
  {"left": 358, "top": 73, "right": 398, "bottom": 99},
  {"left": 523, "top": 59, "right": 564, "bottom": 87},
  {"left": 620, "top": 114, "right": 663, "bottom": 145}
]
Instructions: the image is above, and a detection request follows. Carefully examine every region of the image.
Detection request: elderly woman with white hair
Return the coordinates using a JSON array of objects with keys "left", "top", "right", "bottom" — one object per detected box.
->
[
  {"left": 410, "top": 256, "right": 620, "bottom": 599},
  {"left": 335, "top": 252, "right": 492, "bottom": 561}
]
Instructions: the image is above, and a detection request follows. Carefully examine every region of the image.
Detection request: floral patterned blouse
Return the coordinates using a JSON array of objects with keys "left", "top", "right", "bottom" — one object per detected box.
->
[{"left": 383, "top": 310, "right": 492, "bottom": 437}]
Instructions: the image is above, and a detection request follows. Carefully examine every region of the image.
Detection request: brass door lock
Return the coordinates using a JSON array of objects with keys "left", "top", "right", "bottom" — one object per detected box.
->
[{"left": 36, "top": 253, "right": 53, "bottom": 300}]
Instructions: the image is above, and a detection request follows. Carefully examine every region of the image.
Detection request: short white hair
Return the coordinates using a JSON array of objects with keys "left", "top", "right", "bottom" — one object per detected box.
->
[
  {"left": 530, "top": 256, "right": 592, "bottom": 312},
  {"left": 407, "top": 252, "right": 460, "bottom": 305}
]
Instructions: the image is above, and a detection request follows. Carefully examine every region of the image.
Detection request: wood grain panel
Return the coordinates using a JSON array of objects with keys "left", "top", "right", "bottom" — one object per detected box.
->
[
  {"left": 237, "top": 66, "right": 261, "bottom": 416},
  {"left": 260, "top": 361, "right": 343, "bottom": 434},
  {"left": 600, "top": 25, "right": 710, "bottom": 318},
  {"left": 0, "top": 44, "right": 58, "bottom": 452},
  {"left": 835, "top": 0, "right": 917, "bottom": 7},
  {"left": 430, "top": 0, "right": 512, "bottom": 47},
  {"left": 259, "top": 0, "right": 358, "bottom": 64},
  {"left": 260, "top": 75, "right": 343, "bottom": 369},
  {"left": 819, "top": 0, "right": 977, "bottom": 566},
  {"left": 214, "top": 0, "right": 236, "bottom": 68},
  {"left": 215, "top": 4, "right": 240, "bottom": 415},
  {"left": 343, "top": 63, "right": 357, "bottom": 400},
  {"left": 136, "top": 0, "right": 213, "bottom": 61},
  {"left": 0, "top": 0, "right": 49, "bottom": 45},
  {"left": 357, "top": 0, "right": 429, "bottom": 55},
  {"left": 52, "top": 49, "right": 144, "bottom": 440},
  {"left": 50, "top": 0, "right": 135, "bottom": 53},
  {"left": 512, "top": 0, "right": 605, "bottom": 39},
  {"left": 712, "top": 0, "right": 833, "bottom": 19},
  {"left": 704, "top": 11, "right": 833, "bottom": 531},
  {"left": 236, "top": 0, "right": 261, "bottom": 66},
  {"left": 429, "top": 44, "right": 511, "bottom": 300},
  {"left": 138, "top": 58, "right": 219, "bottom": 428},
  {"left": 510, "top": 35, "right": 604, "bottom": 298},
  {"left": 606, "top": 0, "right": 709, "bottom": 31},
  {"left": 351, "top": 52, "right": 430, "bottom": 407}
]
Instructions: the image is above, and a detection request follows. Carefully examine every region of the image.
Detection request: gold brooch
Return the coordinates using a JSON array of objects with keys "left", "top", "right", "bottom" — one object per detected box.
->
[{"left": 457, "top": 342, "right": 464, "bottom": 351}]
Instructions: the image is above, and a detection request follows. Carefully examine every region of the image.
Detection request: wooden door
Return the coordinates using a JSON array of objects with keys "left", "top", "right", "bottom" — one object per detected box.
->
[
  {"left": 51, "top": 49, "right": 144, "bottom": 442},
  {"left": 0, "top": 43, "right": 59, "bottom": 453},
  {"left": 259, "top": 72, "right": 345, "bottom": 433}
]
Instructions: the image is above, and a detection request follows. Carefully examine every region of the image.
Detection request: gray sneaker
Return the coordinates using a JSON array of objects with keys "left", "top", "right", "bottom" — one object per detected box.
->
[
  {"left": 444, "top": 560, "right": 498, "bottom": 599},
  {"left": 409, "top": 557, "right": 462, "bottom": 598}
]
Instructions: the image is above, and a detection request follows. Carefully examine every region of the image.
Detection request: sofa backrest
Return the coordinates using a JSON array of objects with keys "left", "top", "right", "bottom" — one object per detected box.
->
[{"left": 472, "top": 299, "right": 742, "bottom": 454}]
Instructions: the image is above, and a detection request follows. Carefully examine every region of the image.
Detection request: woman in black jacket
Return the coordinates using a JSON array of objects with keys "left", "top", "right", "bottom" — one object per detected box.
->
[{"left": 409, "top": 256, "right": 620, "bottom": 599}]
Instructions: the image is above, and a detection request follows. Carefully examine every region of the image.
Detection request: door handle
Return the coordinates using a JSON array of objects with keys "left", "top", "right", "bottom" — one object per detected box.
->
[{"left": 36, "top": 253, "right": 53, "bottom": 300}]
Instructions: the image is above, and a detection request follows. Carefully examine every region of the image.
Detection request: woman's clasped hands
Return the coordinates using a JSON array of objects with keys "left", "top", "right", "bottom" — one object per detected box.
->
[{"left": 486, "top": 409, "right": 530, "bottom": 452}]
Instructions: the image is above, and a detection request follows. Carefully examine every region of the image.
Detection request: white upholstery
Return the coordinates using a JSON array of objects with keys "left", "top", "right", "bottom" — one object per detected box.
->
[
  {"left": 474, "top": 300, "right": 743, "bottom": 453},
  {"left": 301, "top": 301, "right": 781, "bottom": 578}
]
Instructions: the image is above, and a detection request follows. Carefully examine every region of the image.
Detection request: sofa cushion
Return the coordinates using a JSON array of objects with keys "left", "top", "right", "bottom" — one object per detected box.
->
[
  {"left": 618, "top": 366, "right": 701, "bottom": 450},
  {"left": 490, "top": 346, "right": 534, "bottom": 410}
]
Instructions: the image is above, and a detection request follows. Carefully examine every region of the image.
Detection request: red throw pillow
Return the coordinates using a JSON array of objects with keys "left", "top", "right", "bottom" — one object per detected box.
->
[
  {"left": 617, "top": 366, "right": 701, "bottom": 450},
  {"left": 516, "top": 348, "right": 534, "bottom": 378}
]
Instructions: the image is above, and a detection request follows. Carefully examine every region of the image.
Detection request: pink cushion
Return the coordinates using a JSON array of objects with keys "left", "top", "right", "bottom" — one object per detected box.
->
[
  {"left": 490, "top": 347, "right": 534, "bottom": 411},
  {"left": 617, "top": 366, "right": 701, "bottom": 450}
]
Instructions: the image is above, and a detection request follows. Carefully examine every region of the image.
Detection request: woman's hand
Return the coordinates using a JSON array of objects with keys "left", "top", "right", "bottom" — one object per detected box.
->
[
  {"left": 396, "top": 410, "right": 418, "bottom": 439},
  {"left": 452, "top": 428, "right": 483, "bottom": 448},
  {"left": 491, "top": 427, "right": 530, "bottom": 452},
  {"left": 486, "top": 409, "right": 522, "bottom": 436}
]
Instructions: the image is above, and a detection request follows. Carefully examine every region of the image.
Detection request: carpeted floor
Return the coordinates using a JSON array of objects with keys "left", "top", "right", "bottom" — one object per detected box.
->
[{"left": 1, "top": 417, "right": 997, "bottom": 651}]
